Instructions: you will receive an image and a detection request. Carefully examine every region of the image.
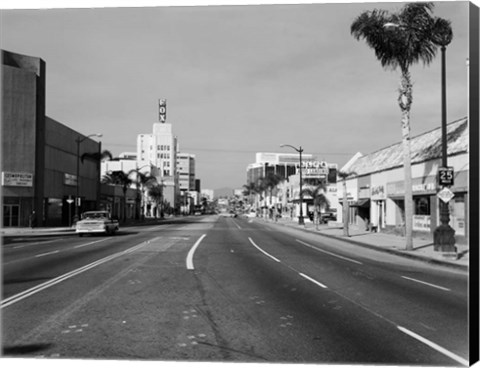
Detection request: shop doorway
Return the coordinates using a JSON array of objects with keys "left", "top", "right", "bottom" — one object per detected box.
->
[{"left": 3, "top": 204, "right": 20, "bottom": 227}]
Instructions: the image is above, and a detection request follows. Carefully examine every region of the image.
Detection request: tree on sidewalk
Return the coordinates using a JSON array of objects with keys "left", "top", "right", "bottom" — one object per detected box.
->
[
  {"left": 351, "top": 2, "right": 450, "bottom": 250},
  {"left": 301, "top": 182, "right": 330, "bottom": 230}
]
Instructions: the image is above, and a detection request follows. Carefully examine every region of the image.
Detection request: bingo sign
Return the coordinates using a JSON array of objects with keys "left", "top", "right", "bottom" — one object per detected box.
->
[
  {"left": 2, "top": 172, "right": 33, "bottom": 187},
  {"left": 299, "top": 161, "right": 329, "bottom": 179},
  {"left": 159, "top": 99, "right": 167, "bottom": 123}
]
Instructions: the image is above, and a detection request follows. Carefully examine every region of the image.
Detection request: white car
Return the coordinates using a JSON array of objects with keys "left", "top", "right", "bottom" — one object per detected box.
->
[{"left": 76, "top": 211, "right": 119, "bottom": 236}]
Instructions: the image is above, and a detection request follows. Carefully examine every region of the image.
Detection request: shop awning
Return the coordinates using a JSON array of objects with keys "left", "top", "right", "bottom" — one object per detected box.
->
[{"left": 350, "top": 198, "right": 370, "bottom": 207}]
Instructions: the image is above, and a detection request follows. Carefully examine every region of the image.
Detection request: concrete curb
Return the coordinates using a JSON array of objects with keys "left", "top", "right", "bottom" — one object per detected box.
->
[{"left": 264, "top": 220, "right": 469, "bottom": 271}]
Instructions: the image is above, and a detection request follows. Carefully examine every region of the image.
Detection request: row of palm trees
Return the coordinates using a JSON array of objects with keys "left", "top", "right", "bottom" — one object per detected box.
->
[
  {"left": 81, "top": 149, "right": 168, "bottom": 221},
  {"left": 243, "top": 172, "right": 331, "bottom": 230},
  {"left": 101, "top": 169, "right": 169, "bottom": 221}
]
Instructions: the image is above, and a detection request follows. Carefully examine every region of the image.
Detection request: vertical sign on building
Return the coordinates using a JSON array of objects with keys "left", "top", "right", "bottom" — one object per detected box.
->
[{"left": 159, "top": 99, "right": 167, "bottom": 123}]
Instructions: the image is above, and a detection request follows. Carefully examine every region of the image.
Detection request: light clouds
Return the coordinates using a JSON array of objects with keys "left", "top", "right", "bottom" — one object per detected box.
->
[{"left": 1, "top": 1, "right": 472, "bottom": 189}]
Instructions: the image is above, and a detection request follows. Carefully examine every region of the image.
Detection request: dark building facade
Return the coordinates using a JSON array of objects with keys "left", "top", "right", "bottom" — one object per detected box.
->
[{"left": 2, "top": 50, "right": 101, "bottom": 227}]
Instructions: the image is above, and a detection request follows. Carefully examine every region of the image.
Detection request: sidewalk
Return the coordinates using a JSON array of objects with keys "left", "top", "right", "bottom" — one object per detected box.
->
[{"left": 264, "top": 217, "right": 469, "bottom": 270}]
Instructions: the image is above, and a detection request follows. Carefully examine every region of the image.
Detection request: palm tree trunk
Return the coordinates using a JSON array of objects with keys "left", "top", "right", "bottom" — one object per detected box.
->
[
  {"left": 342, "top": 179, "right": 349, "bottom": 237},
  {"left": 399, "top": 70, "right": 414, "bottom": 250}
]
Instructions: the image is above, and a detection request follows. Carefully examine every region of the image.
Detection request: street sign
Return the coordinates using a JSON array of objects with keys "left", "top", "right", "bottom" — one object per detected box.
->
[
  {"left": 437, "top": 187, "right": 455, "bottom": 203},
  {"left": 438, "top": 167, "right": 454, "bottom": 186}
]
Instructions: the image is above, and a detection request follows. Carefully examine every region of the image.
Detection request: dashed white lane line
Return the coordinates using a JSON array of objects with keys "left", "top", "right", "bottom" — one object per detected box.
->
[
  {"left": 1, "top": 238, "right": 157, "bottom": 309},
  {"left": 74, "top": 238, "right": 110, "bottom": 249},
  {"left": 34, "top": 250, "right": 60, "bottom": 258},
  {"left": 397, "top": 326, "right": 468, "bottom": 366},
  {"left": 296, "top": 239, "right": 363, "bottom": 265},
  {"left": 299, "top": 273, "right": 328, "bottom": 289},
  {"left": 232, "top": 220, "right": 242, "bottom": 230},
  {"left": 247, "top": 237, "right": 281, "bottom": 263},
  {"left": 186, "top": 234, "right": 207, "bottom": 270},
  {"left": 401, "top": 276, "right": 451, "bottom": 292}
]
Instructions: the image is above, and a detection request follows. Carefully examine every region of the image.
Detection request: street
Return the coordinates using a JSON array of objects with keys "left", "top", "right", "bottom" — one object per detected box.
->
[{"left": 2, "top": 215, "right": 469, "bottom": 365}]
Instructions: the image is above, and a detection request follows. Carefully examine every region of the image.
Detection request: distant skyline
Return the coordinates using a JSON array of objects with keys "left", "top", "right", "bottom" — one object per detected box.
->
[{"left": 1, "top": 0, "right": 473, "bottom": 190}]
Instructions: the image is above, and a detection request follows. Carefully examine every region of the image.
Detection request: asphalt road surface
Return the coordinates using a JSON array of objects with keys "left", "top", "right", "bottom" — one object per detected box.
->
[{"left": 1, "top": 215, "right": 469, "bottom": 365}]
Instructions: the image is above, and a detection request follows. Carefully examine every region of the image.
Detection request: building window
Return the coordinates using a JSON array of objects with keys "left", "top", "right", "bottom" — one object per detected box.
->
[{"left": 414, "top": 196, "right": 430, "bottom": 215}]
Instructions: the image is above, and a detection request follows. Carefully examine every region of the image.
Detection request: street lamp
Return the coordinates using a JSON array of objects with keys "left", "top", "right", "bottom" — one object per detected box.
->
[
  {"left": 280, "top": 144, "right": 304, "bottom": 225},
  {"left": 75, "top": 133, "right": 102, "bottom": 222},
  {"left": 431, "top": 19, "right": 455, "bottom": 254}
]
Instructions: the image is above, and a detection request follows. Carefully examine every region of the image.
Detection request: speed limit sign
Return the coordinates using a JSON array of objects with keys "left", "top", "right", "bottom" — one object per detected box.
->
[{"left": 438, "top": 167, "right": 454, "bottom": 186}]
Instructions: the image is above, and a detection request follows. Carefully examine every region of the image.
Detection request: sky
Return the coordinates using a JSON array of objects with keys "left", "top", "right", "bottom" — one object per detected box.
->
[{"left": 0, "top": 0, "right": 474, "bottom": 191}]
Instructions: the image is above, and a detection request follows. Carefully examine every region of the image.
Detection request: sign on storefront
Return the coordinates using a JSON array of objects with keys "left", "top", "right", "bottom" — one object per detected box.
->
[
  {"left": 371, "top": 185, "right": 386, "bottom": 200},
  {"left": 413, "top": 215, "right": 431, "bottom": 232},
  {"left": 1, "top": 172, "right": 33, "bottom": 187},
  {"left": 64, "top": 173, "right": 77, "bottom": 186}
]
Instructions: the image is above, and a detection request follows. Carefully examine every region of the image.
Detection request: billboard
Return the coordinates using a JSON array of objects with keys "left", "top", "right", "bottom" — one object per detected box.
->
[{"left": 159, "top": 99, "right": 167, "bottom": 123}]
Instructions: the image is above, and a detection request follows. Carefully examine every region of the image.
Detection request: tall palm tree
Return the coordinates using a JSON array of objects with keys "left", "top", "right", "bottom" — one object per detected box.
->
[
  {"left": 148, "top": 183, "right": 165, "bottom": 219},
  {"left": 102, "top": 170, "right": 133, "bottom": 221},
  {"left": 242, "top": 182, "right": 257, "bottom": 207},
  {"left": 264, "top": 173, "right": 283, "bottom": 206},
  {"left": 351, "top": 2, "right": 447, "bottom": 250},
  {"left": 338, "top": 171, "right": 352, "bottom": 237},
  {"left": 129, "top": 169, "right": 157, "bottom": 220},
  {"left": 301, "top": 182, "right": 330, "bottom": 230}
]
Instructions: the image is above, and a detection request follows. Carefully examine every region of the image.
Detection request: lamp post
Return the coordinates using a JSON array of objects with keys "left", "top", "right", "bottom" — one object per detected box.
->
[
  {"left": 280, "top": 144, "right": 304, "bottom": 225},
  {"left": 75, "top": 133, "right": 102, "bottom": 222},
  {"left": 432, "top": 19, "right": 456, "bottom": 254}
]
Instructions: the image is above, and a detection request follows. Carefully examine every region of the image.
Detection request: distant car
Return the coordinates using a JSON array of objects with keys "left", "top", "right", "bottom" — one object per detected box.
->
[
  {"left": 245, "top": 210, "right": 256, "bottom": 218},
  {"left": 76, "top": 211, "right": 119, "bottom": 236}
]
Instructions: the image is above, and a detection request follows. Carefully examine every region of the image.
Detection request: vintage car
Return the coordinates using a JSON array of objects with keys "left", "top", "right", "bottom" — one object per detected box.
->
[{"left": 76, "top": 211, "right": 119, "bottom": 236}]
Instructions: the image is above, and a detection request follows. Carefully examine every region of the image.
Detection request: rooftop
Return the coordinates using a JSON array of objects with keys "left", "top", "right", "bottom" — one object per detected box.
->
[{"left": 343, "top": 117, "right": 468, "bottom": 177}]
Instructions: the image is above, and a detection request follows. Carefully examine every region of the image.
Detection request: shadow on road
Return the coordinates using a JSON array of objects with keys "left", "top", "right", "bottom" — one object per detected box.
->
[{"left": 3, "top": 343, "right": 53, "bottom": 356}]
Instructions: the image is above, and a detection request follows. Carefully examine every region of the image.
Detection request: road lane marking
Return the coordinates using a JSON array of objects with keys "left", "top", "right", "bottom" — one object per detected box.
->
[
  {"left": 186, "top": 234, "right": 207, "bottom": 270},
  {"left": 74, "top": 238, "right": 110, "bottom": 248},
  {"left": 248, "top": 237, "right": 281, "bottom": 263},
  {"left": 401, "top": 276, "right": 451, "bottom": 291},
  {"left": 232, "top": 220, "right": 242, "bottom": 230},
  {"left": 34, "top": 250, "right": 60, "bottom": 258},
  {"left": 1, "top": 238, "right": 156, "bottom": 309},
  {"left": 299, "top": 273, "right": 328, "bottom": 289},
  {"left": 397, "top": 326, "right": 468, "bottom": 366},
  {"left": 296, "top": 239, "right": 363, "bottom": 265}
]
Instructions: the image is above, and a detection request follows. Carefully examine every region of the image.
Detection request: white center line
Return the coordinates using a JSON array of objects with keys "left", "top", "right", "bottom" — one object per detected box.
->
[
  {"left": 401, "top": 276, "right": 451, "bottom": 291},
  {"left": 248, "top": 237, "right": 281, "bottom": 263},
  {"left": 186, "top": 234, "right": 207, "bottom": 270},
  {"left": 35, "top": 250, "right": 60, "bottom": 258},
  {"left": 299, "top": 273, "right": 328, "bottom": 289},
  {"left": 296, "top": 239, "right": 363, "bottom": 264},
  {"left": 397, "top": 326, "right": 468, "bottom": 366}
]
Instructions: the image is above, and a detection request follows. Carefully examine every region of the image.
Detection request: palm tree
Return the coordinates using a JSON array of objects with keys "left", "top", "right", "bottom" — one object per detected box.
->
[
  {"left": 242, "top": 182, "right": 257, "bottom": 207},
  {"left": 351, "top": 2, "right": 448, "bottom": 250},
  {"left": 148, "top": 183, "right": 164, "bottom": 219},
  {"left": 301, "top": 183, "right": 330, "bottom": 230},
  {"left": 338, "top": 171, "right": 352, "bottom": 237},
  {"left": 129, "top": 169, "right": 157, "bottom": 220},
  {"left": 102, "top": 170, "right": 133, "bottom": 221},
  {"left": 80, "top": 150, "right": 113, "bottom": 163}
]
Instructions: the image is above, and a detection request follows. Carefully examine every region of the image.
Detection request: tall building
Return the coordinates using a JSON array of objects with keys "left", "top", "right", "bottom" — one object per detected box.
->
[
  {"left": 137, "top": 100, "right": 179, "bottom": 211},
  {"left": 177, "top": 153, "right": 196, "bottom": 191}
]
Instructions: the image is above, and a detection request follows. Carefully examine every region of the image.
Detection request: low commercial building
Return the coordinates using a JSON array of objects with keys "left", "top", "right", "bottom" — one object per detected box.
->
[
  {"left": 2, "top": 50, "right": 102, "bottom": 227},
  {"left": 337, "top": 117, "right": 468, "bottom": 244}
]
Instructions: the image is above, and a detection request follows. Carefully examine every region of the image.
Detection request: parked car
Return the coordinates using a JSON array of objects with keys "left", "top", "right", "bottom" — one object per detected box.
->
[{"left": 76, "top": 211, "right": 119, "bottom": 236}]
